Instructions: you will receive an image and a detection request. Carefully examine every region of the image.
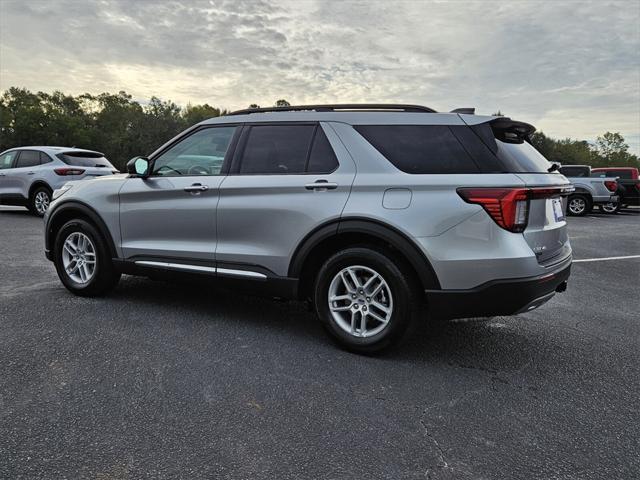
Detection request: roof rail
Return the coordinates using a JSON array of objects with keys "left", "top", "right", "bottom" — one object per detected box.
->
[
  {"left": 450, "top": 108, "right": 475, "bottom": 114},
  {"left": 227, "top": 103, "right": 437, "bottom": 116}
]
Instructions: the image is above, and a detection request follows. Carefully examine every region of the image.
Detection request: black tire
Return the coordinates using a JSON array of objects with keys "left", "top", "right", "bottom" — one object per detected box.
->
[
  {"left": 28, "top": 186, "right": 52, "bottom": 217},
  {"left": 313, "top": 247, "right": 420, "bottom": 354},
  {"left": 53, "top": 219, "right": 120, "bottom": 296},
  {"left": 567, "top": 194, "right": 592, "bottom": 216},
  {"left": 599, "top": 202, "right": 621, "bottom": 214}
]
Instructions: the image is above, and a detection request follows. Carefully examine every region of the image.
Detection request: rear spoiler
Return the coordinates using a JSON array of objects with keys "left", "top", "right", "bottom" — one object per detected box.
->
[{"left": 489, "top": 117, "right": 536, "bottom": 144}]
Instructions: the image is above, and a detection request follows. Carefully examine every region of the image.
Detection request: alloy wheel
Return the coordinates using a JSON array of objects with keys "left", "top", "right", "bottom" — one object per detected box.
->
[
  {"left": 568, "top": 197, "right": 586, "bottom": 215},
  {"left": 327, "top": 265, "right": 393, "bottom": 338},
  {"left": 61, "top": 232, "right": 97, "bottom": 284},
  {"left": 34, "top": 191, "right": 50, "bottom": 215}
]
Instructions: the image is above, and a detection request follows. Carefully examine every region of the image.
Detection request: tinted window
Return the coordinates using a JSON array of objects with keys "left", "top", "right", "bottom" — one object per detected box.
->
[
  {"left": 307, "top": 128, "right": 339, "bottom": 173},
  {"left": 153, "top": 126, "right": 237, "bottom": 176},
  {"left": 56, "top": 152, "right": 115, "bottom": 168},
  {"left": 559, "top": 166, "right": 590, "bottom": 177},
  {"left": 355, "top": 125, "right": 480, "bottom": 174},
  {"left": 239, "top": 125, "right": 315, "bottom": 174},
  {"left": 605, "top": 170, "right": 632, "bottom": 179},
  {"left": 0, "top": 151, "right": 17, "bottom": 169},
  {"left": 495, "top": 140, "right": 552, "bottom": 173},
  {"left": 39, "top": 152, "right": 52, "bottom": 164},
  {"left": 15, "top": 150, "right": 40, "bottom": 168},
  {"left": 449, "top": 126, "right": 505, "bottom": 172}
]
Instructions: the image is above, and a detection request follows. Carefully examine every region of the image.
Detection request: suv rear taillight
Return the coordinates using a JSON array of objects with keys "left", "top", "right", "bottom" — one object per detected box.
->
[
  {"left": 457, "top": 186, "right": 573, "bottom": 233},
  {"left": 54, "top": 168, "right": 85, "bottom": 176},
  {"left": 604, "top": 180, "right": 618, "bottom": 192}
]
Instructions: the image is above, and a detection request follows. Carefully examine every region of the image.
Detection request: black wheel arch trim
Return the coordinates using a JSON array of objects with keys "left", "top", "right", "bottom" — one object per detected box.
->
[
  {"left": 288, "top": 217, "right": 441, "bottom": 290},
  {"left": 570, "top": 188, "right": 591, "bottom": 198},
  {"left": 45, "top": 200, "right": 117, "bottom": 260},
  {"left": 29, "top": 181, "right": 53, "bottom": 197}
]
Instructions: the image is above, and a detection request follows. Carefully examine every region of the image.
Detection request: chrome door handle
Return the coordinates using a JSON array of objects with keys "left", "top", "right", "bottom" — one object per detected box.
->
[
  {"left": 305, "top": 180, "right": 338, "bottom": 191},
  {"left": 184, "top": 184, "right": 209, "bottom": 193}
]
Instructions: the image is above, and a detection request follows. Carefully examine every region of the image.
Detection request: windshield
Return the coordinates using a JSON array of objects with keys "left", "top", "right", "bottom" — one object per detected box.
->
[
  {"left": 495, "top": 140, "right": 553, "bottom": 173},
  {"left": 56, "top": 152, "right": 115, "bottom": 168}
]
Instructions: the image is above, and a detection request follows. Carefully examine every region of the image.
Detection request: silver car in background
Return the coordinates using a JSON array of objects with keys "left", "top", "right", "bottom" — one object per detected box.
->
[
  {"left": 0, "top": 147, "right": 118, "bottom": 216},
  {"left": 44, "top": 104, "right": 574, "bottom": 353}
]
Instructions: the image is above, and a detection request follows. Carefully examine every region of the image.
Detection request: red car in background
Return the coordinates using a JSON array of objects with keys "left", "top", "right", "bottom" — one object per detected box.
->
[{"left": 591, "top": 167, "right": 640, "bottom": 212}]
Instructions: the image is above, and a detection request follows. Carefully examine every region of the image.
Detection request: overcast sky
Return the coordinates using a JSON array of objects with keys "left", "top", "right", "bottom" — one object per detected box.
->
[{"left": 1, "top": 0, "right": 639, "bottom": 153}]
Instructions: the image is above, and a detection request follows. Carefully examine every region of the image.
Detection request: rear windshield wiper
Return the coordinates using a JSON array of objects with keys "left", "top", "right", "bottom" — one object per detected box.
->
[{"left": 547, "top": 163, "right": 560, "bottom": 173}]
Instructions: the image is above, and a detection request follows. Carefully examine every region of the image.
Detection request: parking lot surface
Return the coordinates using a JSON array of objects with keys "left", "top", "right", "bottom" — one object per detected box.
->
[{"left": 1, "top": 206, "right": 639, "bottom": 479}]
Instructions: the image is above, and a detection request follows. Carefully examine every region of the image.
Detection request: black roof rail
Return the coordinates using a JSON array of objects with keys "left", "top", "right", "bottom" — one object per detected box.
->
[
  {"left": 450, "top": 108, "right": 475, "bottom": 114},
  {"left": 227, "top": 103, "right": 437, "bottom": 116}
]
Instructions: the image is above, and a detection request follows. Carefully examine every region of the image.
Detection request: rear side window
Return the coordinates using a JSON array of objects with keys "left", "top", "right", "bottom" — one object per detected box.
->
[
  {"left": 354, "top": 125, "right": 480, "bottom": 174},
  {"left": 559, "top": 166, "right": 590, "bottom": 177},
  {"left": 239, "top": 125, "right": 340, "bottom": 175},
  {"left": 39, "top": 152, "right": 52, "bottom": 164},
  {"left": 15, "top": 150, "right": 40, "bottom": 168},
  {"left": 56, "top": 152, "right": 115, "bottom": 168}
]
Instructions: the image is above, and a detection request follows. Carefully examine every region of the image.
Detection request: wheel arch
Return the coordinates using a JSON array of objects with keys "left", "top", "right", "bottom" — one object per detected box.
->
[
  {"left": 45, "top": 201, "right": 117, "bottom": 260},
  {"left": 570, "top": 187, "right": 592, "bottom": 200},
  {"left": 28, "top": 181, "right": 53, "bottom": 198},
  {"left": 289, "top": 217, "right": 441, "bottom": 299}
]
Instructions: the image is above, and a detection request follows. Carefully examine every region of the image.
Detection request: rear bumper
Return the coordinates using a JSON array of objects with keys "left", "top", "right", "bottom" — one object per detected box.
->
[{"left": 426, "top": 263, "right": 571, "bottom": 320}]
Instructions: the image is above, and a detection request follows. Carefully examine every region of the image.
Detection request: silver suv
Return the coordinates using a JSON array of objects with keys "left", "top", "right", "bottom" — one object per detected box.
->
[
  {"left": 44, "top": 104, "right": 573, "bottom": 353},
  {"left": 0, "top": 147, "right": 118, "bottom": 216}
]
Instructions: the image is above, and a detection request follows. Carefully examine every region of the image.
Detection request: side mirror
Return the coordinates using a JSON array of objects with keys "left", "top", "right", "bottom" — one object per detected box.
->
[{"left": 126, "top": 156, "right": 151, "bottom": 177}]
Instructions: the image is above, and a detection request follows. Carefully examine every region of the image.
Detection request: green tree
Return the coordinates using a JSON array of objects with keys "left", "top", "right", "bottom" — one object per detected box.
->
[{"left": 275, "top": 99, "right": 290, "bottom": 107}]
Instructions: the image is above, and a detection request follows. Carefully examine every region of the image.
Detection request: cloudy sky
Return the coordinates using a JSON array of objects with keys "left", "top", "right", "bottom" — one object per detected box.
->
[{"left": 1, "top": 0, "right": 639, "bottom": 152}]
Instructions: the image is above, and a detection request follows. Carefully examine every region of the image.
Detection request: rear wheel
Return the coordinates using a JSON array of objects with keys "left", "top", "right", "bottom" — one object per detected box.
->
[
  {"left": 53, "top": 219, "right": 120, "bottom": 296},
  {"left": 29, "top": 186, "right": 51, "bottom": 217},
  {"left": 567, "top": 194, "right": 592, "bottom": 216},
  {"left": 313, "top": 247, "right": 419, "bottom": 354},
  {"left": 599, "top": 202, "right": 620, "bottom": 214}
]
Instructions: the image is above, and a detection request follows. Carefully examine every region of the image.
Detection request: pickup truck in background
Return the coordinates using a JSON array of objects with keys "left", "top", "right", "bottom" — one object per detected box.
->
[
  {"left": 558, "top": 165, "right": 619, "bottom": 216},
  {"left": 591, "top": 167, "right": 640, "bottom": 212}
]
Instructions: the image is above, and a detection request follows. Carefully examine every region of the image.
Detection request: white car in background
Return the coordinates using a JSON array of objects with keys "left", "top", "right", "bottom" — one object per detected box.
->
[{"left": 0, "top": 146, "right": 119, "bottom": 216}]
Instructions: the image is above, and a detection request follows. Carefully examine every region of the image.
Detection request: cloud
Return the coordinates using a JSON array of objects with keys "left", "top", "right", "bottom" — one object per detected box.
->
[{"left": 1, "top": 0, "right": 638, "bottom": 152}]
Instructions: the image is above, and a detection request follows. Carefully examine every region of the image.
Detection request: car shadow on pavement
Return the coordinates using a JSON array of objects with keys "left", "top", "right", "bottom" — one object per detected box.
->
[{"left": 101, "top": 274, "right": 537, "bottom": 372}]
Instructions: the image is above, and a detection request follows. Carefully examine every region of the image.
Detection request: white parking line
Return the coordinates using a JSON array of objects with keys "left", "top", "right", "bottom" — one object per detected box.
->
[{"left": 573, "top": 255, "right": 640, "bottom": 263}]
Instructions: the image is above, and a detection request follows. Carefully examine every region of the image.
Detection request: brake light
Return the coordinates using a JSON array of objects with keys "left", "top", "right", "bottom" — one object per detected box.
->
[
  {"left": 457, "top": 186, "right": 573, "bottom": 233},
  {"left": 604, "top": 180, "right": 618, "bottom": 192},
  {"left": 457, "top": 188, "right": 530, "bottom": 232},
  {"left": 54, "top": 168, "right": 85, "bottom": 176}
]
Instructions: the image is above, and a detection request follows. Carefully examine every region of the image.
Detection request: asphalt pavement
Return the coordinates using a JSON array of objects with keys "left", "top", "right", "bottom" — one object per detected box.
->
[{"left": 1, "top": 205, "right": 639, "bottom": 479}]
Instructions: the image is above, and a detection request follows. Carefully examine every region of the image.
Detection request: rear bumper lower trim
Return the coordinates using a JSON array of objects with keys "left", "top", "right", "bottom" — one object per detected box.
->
[{"left": 426, "top": 263, "right": 571, "bottom": 320}]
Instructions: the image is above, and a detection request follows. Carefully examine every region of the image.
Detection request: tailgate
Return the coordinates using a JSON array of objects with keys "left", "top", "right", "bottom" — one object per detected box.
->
[{"left": 515, "top": 173, "right": 572, "bottom": 265}]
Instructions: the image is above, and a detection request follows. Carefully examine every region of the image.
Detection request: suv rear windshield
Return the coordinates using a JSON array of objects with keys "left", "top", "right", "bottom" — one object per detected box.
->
[{"left": 56, "top": 151, "right": 115, "bottom": 168}]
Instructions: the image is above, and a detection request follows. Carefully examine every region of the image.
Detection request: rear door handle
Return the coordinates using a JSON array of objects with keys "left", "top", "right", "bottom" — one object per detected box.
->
[
  {"left": 184, "top": 183, "right": 209, "bottom": 193},
  {"left": 27, "top": 171, "right": 35, "bottom": 175},
  {"left": 305, "top": 180, "right": 338, "bottom": 191}
]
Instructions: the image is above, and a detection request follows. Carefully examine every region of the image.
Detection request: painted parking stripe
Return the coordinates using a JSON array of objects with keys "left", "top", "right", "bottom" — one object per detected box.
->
[{"left": 573, "top": 255, "right": 640, "bottom": 263}]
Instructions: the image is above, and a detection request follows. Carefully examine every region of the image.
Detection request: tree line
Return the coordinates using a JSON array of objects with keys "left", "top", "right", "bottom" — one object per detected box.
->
[{"left": 1, "top": 87, "right": 637, "bottom": 170}]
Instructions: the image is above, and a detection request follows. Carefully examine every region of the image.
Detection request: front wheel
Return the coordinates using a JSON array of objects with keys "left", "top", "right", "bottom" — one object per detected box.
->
[
  {"left": 53, "top": 219, "right": 120, "bottom": 296},
  {"left": 567, "top": 194, "right": 592, "bottom": 216},
  {"left": 313, "top": 247, "right": 419, "bottom": 354}
]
